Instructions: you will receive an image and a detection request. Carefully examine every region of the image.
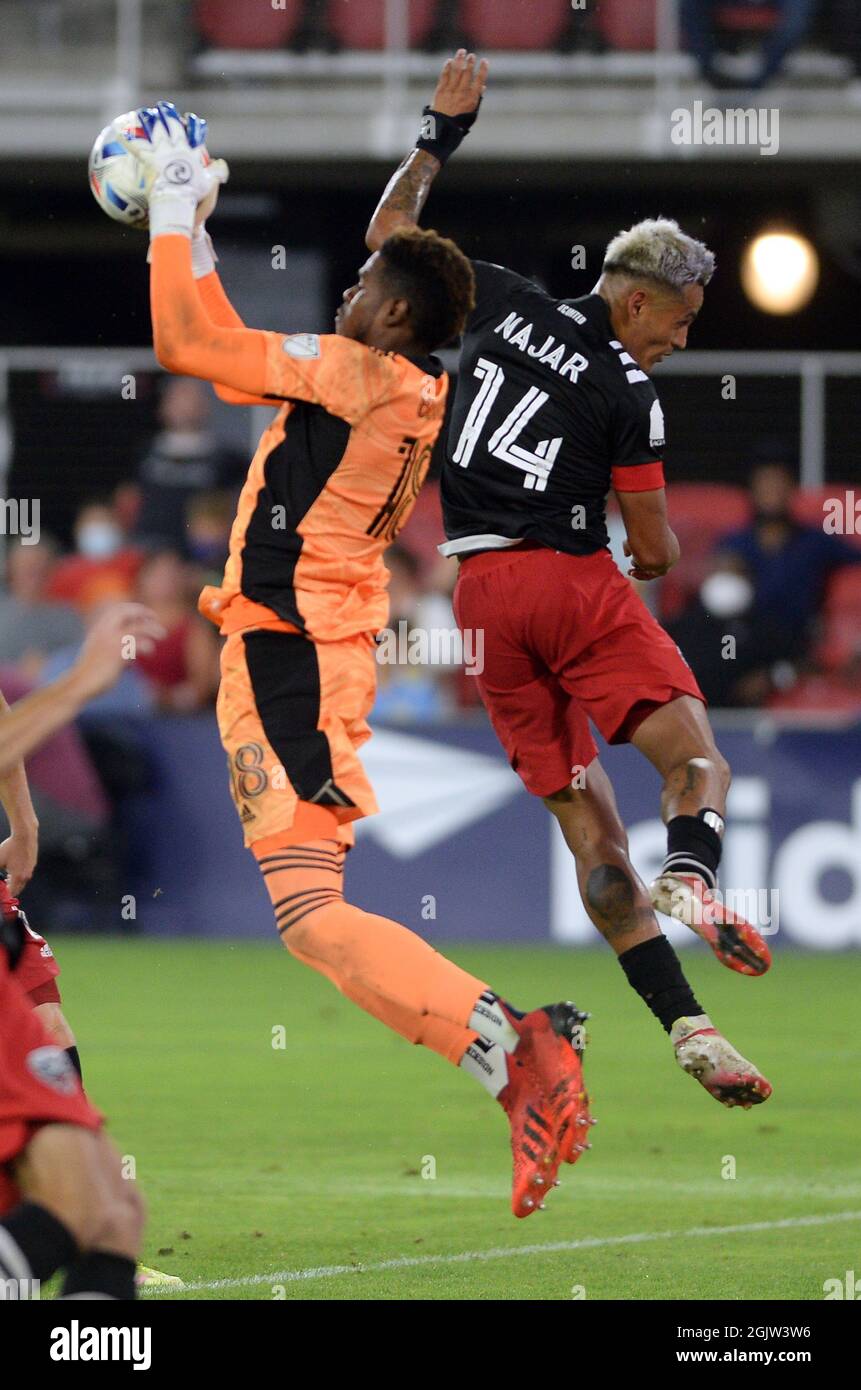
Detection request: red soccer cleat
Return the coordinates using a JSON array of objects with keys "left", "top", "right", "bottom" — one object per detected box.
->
[
  {"left": 650, "top": 873, "right": 772, "bottom": 976},
  {"left": 540, "top": 1003, "right": 596, "bottom": 1165},
  {"left": 497, "top": 1001, "right": 594, "bottom": 1217}
]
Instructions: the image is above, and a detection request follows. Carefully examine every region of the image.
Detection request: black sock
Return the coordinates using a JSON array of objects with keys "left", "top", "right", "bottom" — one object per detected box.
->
[
  {"left": 0, "top": 1201, "right": 78, "bottom": 1283},
  {"left": 618, "top": 935, "right": 703, "bottom": 1033},
  {"left": 662, "top": 810, "right": 724, "bottom": 890},
  {"left": 60, "top": 1251, "right": 137, "bottom": 1301},
  {"left": 65, "top": 1046, "right": 82, "bottom": 1081}
]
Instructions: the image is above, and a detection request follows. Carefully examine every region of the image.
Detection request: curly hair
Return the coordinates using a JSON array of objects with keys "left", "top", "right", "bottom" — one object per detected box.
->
[{"left": 379, "top": 226, "right": 476, "bottom": 352}]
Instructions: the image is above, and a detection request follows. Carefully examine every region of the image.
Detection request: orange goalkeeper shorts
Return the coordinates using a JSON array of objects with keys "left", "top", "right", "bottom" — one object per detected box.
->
[{"left": 216, "top": 627, "right": 380, "bottom": 849}]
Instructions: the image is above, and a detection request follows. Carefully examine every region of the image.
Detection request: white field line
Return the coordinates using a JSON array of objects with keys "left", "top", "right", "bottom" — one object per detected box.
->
[
  {"left": 144, "top": 1208, "right": 861, "bottom": 1295},
  {"left": 255, "top": 1174, "right": 861, "bottom": 1201}
]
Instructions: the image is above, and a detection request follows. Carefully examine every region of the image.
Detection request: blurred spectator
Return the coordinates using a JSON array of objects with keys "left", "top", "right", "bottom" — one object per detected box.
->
[
  {"left": 681, "top": 0, "right": 817, "bottom": 88},
  {"left": 0, "top": 536, "right": 82, "bottom": 681},
  {"left": 134, "top": 378, "right": 246, "bottom": 554},
  {"left": 373, "top": 544, "right": 453, "bottom": 724},
  {"left": 665, "top": 551, "right": 803, "bottom": 706},
  {"left": 47, "top": 498, "right": 143, "bottom": 614},
  {"left": 132, "top": 550, "right": 221, "bottom": 713},
  {"left": 185, "top": 489, "right": 235, "bottom": 584},
  {"left": 719, "top": 463, "right": 861, "bottom": 638},
  {"left": 767, "top": 646, "right": 861, "bottom": 714}
]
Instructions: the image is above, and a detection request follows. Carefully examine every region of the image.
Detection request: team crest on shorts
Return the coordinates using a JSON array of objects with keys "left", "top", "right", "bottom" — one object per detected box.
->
[
  {"left": 26, "top": 1046, "right": 78, "bottom": 1096},
  {"left": 281, "top": 332, "right": 321, "bottom": 359}
]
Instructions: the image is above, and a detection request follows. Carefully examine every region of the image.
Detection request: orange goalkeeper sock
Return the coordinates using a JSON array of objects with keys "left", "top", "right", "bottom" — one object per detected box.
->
[{"left": 252, "top": 835, "right": 484, "bottom": 1065}]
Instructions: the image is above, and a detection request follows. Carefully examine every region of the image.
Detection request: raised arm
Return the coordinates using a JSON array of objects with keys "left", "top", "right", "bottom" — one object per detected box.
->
[
  {"left": 0, "top": 687, "right": 39, "bottom": 894},
  {"left": 194, "top": 240, "right": 273, "bottom": 406},
  {"left": 366, "top": 50, "right": 488, "bottom": 252},
  {"left": 0, "top": 606, "right": 163, "bottom": 778},
  {"left": 150, "top": 234, "right": 269, "bottom": 393}
]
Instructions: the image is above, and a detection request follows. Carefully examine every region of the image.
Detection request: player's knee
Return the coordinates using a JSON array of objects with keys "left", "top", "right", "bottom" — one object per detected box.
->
[
  {"left": 674, "top": 750, "right": 731, "bottom": 799},
  {"left": 89, "top": 1191, "right": 144, "bottom": 1259},
  {"left": 33, "top": 1003, "right": 76, "bottom": 1050},
  {"left": 714, "top": 750, "right": 731, "bottom": 796},
  {"left": 278, "top": 901, "right": 335, "bottom": 956}
]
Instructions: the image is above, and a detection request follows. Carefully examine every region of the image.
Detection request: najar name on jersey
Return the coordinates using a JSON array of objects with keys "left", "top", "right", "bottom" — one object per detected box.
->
[{"left": 493, "top": 312, "right": 589, "bottom": 382}]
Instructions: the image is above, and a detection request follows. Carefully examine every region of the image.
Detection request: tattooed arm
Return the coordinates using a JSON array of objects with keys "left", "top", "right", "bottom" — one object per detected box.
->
[{"left": 366, "top": 49, "right": 488, "bottom": 252}]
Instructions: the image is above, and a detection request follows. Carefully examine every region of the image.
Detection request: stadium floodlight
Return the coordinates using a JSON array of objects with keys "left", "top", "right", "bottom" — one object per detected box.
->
[{"left": 741, "top": 231, "right": 819, "bottom": 315}]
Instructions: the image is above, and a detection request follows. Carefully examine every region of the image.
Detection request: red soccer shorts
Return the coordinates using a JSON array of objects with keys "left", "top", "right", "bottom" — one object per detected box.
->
[
  {"left": 15, "top": 924, "right": 61, "bottom": 1006},
  {"left": 453, "top": 544, "right": 704, "bottom": 797},
  {"left": 0, "top": 951, "right": 101, "bottom": 1216}
]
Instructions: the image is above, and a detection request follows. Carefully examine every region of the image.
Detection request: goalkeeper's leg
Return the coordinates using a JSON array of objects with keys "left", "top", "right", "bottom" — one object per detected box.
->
[{"left": 251, "top": 814, "right": 592, "bottom": 1217}]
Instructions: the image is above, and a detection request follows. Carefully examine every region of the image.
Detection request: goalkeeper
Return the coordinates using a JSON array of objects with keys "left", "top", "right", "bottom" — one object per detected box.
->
[{"left": 129, "top": 71, "right": 593, "bottom": 1221}]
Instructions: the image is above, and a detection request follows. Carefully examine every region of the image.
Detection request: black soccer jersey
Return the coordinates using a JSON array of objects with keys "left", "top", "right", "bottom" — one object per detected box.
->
[{"left": 440, "top": 261, "right": 667, "bottom": 557}]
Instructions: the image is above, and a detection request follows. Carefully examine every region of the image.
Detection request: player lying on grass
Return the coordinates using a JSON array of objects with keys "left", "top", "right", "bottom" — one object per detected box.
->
[
  {"left": 0, "top": 603, "right": 160, "bottom": 1299},
  {"left": 366, "top": 52, "right": 772, "bottom": 1110},
  {"left": 0, "top": 683, "right": 79, "bottom": 1069},
  {"left": 0, "top": 616, "right": 182, "bottom": 1289},
  {"left": 131, "top": 95, "right": 593, "bottom": 1218}
]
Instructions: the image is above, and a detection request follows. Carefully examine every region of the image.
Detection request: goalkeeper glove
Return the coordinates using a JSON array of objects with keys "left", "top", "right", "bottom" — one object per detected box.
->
[{"left": 120, "top": 100, "right": 229, "bottom": 242}]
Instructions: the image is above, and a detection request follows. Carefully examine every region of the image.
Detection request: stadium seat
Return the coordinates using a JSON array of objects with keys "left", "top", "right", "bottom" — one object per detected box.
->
[
  {"left": 326, "top": 0, "right": 439, "bottom": 50},
  {"left": 193, "top": 0, "right": 304, "bottom": 49},
  {"left": 594, "top": 0, "right": 657, "bottom": 52},
  {"left": 791, "top": 485, "right": 861, "bottom": 550},
  {"left": 658, "top": 483, "right": 751, "bottom": 621},
  {"left": 461, "top": 0, "right": 571, "bottom": 51},
  {"left": 813, "top": 565, "right": 861, "bottom": 669},
  {"left": 715, "top": 4, "right": 779, "bottom": 37},
  {"left": 824, "top": 565, "right": 861, "bottom": 612},
  {"left": 767, "top": 673, "right": 861, "bottom": 714}
]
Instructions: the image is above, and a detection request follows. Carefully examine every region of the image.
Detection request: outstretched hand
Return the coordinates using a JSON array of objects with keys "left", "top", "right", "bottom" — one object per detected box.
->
[
  {"left": 71, "top": 603, "right": 166, "bottom": 703},
  {"left": 431, "top": 49, "right": 488, "bottom": 120}
]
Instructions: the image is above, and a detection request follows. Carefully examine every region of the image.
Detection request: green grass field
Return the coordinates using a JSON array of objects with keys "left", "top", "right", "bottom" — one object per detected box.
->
[{"left": 53, "top": 938, "right": 861, "bottom": 1301}]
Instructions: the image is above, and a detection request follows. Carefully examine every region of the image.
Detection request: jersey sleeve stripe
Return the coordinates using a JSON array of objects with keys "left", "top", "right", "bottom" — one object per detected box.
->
[{"left": 611, "top": 461, "right": 665, "bottom": 492}]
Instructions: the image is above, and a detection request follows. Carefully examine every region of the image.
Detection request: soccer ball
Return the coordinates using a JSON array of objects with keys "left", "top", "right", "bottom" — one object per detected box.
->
[{"left": 88, "top": 112, "right": 152, "bottom": 229}]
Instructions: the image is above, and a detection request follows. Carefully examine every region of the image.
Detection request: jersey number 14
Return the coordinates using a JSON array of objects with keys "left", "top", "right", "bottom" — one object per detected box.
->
[{"left": 452, "top": 357, "right": 563, "bottom": 492}]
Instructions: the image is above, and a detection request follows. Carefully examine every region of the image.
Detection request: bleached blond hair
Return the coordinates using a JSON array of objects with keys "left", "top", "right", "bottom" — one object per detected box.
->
[{"left": 602, "top": 218, "right": 715, "bottom": 292}]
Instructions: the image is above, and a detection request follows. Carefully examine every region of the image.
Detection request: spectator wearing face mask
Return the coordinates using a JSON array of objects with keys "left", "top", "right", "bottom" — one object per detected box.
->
[
  {"left": 665, "top": 552, "right": 803, "bottom": 707},
  {"left": 133, "top": 377, "right": 246, "bottom": 554},
  {"left": 719, "top": 463, "right": 861, "bottom": 640},
  {"left": 46, "top": 500, "right": 144, "bottom": 614},
  {"left": 0, "top": 537, "right": 83, "bottom": 682}
]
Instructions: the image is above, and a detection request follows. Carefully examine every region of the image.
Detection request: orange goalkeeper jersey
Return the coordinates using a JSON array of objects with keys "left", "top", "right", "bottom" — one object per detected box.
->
[{"left": 149, "top": 236, "right": 448, "bottom": 641}]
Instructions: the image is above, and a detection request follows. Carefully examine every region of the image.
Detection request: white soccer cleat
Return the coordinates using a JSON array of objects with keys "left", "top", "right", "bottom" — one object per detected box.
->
[{"left": 671, "top": 1014, "right": 772, "bottom": 1108}]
